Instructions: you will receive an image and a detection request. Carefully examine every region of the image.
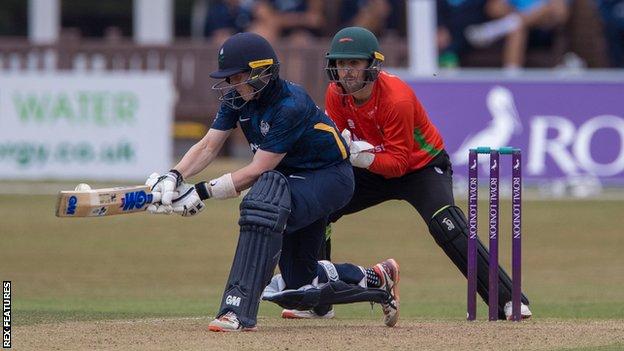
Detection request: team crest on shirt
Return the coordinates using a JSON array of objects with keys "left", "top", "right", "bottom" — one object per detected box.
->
[
  {"left": 260, "top": 120, "right": 270, "bottom": 136},
  {"left": 347, "top": 119, "right": 355, "bottom": 129}
]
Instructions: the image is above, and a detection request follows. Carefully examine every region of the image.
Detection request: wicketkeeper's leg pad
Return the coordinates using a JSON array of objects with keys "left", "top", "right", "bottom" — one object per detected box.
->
[
  {"left": 428, "top": 205, "right": 529, "bottom": 319},
  {"left": 216, "top": 170, "right": 291, "bottom": 328}
]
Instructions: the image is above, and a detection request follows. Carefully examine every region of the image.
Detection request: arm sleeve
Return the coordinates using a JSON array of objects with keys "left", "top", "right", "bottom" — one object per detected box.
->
[
  {"left": 368, "top": 100, "right": 415, "bottom": 178},
  {"left": 259, "top": 106, "right": 306, "bottom": 154},
  {"left": 210, "top": 102, "right": 239, "bottom": 131},
  {"left": 324, "top": 87, "right": 348, "bottom": 132}
]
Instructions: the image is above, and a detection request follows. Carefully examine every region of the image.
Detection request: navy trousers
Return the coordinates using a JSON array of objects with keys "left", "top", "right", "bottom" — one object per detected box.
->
[{"left": 278, "top": 160, "right": 354, "bottom": 289}]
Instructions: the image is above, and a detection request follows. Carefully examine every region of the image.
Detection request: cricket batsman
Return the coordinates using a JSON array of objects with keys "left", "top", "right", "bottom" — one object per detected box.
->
[{"left": 146, "top": 32, "right": 400, "bottom": 331}]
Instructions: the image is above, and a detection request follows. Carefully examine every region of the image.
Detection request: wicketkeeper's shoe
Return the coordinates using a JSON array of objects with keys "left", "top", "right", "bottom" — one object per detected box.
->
[
  {"left": 208, "top": 311, "right": 257, "bottom": 332},
  {"left": 504, "top": 301, "right": 532, "bottom": 320},
  {"left": 373, "top": 258, "right": 400, "bottom": 327},
  {"left": 281, "top": 308, "right": 335, "bottom": 319}
]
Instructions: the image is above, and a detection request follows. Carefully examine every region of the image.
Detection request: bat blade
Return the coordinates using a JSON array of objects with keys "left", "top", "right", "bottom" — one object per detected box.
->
[{"left": 55, "top": 185, "right": 154, "bottom": 218}]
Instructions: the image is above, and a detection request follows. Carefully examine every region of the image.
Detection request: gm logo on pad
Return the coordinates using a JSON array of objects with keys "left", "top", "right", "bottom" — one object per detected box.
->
[{"left": 225, "top": 295, "right": 241, "bottom": 307}]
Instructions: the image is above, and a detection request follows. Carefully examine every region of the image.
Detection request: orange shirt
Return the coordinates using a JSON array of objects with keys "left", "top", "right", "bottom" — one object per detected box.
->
[{"left": 325, "top": 71, "right": 445, "bottom": 178}]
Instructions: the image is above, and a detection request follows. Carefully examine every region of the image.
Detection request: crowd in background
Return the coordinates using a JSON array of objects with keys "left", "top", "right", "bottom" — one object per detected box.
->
[
  {"left": 0, "top": 0, "right": 622, "bottom": 68},
  {"left": 438, "top": 0, "right": 569, "bottom": 69},
  {"left": 597, "top": 0, "right": 624, "bottom": 67},
  {"left": 198, "top": 0, "right": 624, "bottom": 69},
  {"left": 437, "top": 0, "right": 624, "bottom": 68},
  {"left": 199, "top": 0, "right": 405, "bottom": 45}
]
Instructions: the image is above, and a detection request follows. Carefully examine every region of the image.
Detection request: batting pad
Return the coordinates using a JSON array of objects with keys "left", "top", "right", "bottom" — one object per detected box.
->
[
  {"left": 262, "top": 274, "right": 389, "bottom": 310},
  {"left": 216, "top": 171, "right": 291, "bottom": 328}
]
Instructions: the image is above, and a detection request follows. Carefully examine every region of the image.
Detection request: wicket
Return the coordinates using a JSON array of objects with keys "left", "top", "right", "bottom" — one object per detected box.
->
[{"left": 467, "top": 146, "right": 522, "bottom": 321}]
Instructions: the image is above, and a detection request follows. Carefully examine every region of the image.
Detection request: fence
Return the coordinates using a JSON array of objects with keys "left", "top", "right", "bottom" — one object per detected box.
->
[{"left": 0, "top": 33, "right": 409, "bottom": 124}]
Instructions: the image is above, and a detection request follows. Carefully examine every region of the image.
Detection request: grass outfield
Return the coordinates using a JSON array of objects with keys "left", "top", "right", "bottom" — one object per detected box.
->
[{"left": 1, "top": 161, "right": 623, "bottom": 349}]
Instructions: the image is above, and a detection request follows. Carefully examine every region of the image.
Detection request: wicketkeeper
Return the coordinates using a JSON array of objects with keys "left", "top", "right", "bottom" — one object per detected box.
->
[{"left": 282, "top": 27, "right": 532, "bottom": 321}]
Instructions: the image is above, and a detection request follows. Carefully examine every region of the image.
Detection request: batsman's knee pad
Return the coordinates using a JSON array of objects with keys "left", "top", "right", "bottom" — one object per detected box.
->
[{"left": 217, "top": 170, "right": 291, "bottom": 327}]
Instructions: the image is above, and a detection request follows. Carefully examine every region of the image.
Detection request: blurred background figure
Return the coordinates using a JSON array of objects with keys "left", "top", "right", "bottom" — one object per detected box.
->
[
  {"left": 338, "top": 0, "right": 401, "bottom": 37},
  {"left": 465, "top": 0, "right": 570, "bottom": 68},
  {"left": 251, "top": 0, "right": 325, "bottom": 45},
  {"left": 436, "top": 0, "right": 489, "bottom": 68},
  {"left": 596, "top": 0, "right": 624, "bottom": 67},
  {"left": 202, "top": 0, "right": 257, "bottom": 45},
  {"left": 199, "top": 0, "right": 326, "bottom": 46}
]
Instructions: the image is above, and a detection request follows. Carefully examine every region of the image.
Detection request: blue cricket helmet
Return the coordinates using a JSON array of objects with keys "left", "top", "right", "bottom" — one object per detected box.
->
[
  {"left": 210, "top": 32, "right": 279, "bottom": 79},
  {"left": 210, "top": 32, "right": 280, "bottom": 110}
]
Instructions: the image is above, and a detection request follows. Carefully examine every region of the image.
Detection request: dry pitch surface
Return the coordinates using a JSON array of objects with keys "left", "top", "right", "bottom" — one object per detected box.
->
[{"left": 14, "top": 318, "right": 624, "bottom": 351}]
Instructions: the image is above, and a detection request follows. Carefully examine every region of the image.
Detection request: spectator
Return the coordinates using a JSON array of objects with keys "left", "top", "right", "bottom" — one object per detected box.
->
[
  {"left": 203, "top": 0, "right": 256, "bottom": 45},
  {"left": 597, "top": 0, "right": 624, "bottom": 67},
  {"left": 437, "top": 0, "right": 489, "bottom": 68},
  {"left": 339, "top": 0, "right": 395, "bottom": 36},
  {"left": 251, "top": 0, "right": 325, "bottom": 45},
  {"left": 465, "top": 0, "right": 569, "bottom": 68}
]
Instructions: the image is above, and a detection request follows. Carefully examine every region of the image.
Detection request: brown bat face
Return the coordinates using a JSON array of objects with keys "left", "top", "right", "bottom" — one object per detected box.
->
[{"left": 56, "top": 185, "right": 153, "bottom": 217}]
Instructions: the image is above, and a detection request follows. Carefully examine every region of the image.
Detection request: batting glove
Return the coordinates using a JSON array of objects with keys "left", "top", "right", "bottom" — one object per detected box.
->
[
  {"left": 145, "top": 173, "right": 162, "bottom": 202},
  {"left": 151, "top": 169, "right": 183, "bottom": 205},
  {"left": 145, "top": 173, "right": 173, "bottom": 214},
  {"left": 171, "top": 183, "right": 207, "bottom": 217}
]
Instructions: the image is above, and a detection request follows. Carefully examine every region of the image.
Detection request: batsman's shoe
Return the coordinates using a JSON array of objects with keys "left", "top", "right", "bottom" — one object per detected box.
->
[
  {"left": 373, "top": 258, "right": 400, "bottom": 327},
  {"left": 281, "top": 308, "right": 335, "bottom": 319},
  {"left": 208, "top": 311, "right": 257, "bottom": 332},
  {"left": 504, "top": 301, "right": 532, "bottom": 320}
]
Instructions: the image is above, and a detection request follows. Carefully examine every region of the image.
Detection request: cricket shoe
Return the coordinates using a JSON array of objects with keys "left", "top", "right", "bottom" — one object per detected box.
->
[
  {"left": 281, "top": 308, "right": 335, "bottom": 319},
  {"left": 504, "top": 301, "right": 532, "bottom": 320},
  {"left": 373, "top": 258, "right": 400, "bottom": 327},
  {"left": 208, "top": 311, "right": 257, "bottom": 332}
]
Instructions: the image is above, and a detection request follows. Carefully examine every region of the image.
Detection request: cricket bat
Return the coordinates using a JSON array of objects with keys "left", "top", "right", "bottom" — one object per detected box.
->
[{"left": 55, "top": 185, "right": 154, "bottom": 217}]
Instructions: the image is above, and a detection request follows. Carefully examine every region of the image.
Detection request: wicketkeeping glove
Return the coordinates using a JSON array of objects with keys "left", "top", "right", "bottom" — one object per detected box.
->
[
  {"left": 341, "top": 129, "right": 375, "bottom": 168},
  {"left": 341, "top": 129, "right": 353, "bottom": 146},
  {"left": 349, "top": 140, "right": 375, "bottom": 169}
]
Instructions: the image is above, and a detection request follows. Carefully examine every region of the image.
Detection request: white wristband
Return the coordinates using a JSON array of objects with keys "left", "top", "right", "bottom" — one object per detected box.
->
[{"left": 208, "top": 173, "right": 239, "bottom": 199}]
